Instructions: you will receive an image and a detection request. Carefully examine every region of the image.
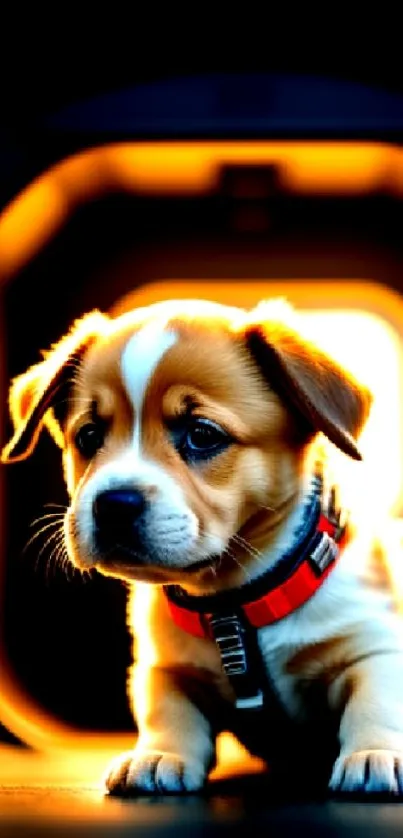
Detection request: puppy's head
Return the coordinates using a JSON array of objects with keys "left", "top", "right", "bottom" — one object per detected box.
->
[{"left": 1, "top": 299, "right": 372, "bottom": 591}]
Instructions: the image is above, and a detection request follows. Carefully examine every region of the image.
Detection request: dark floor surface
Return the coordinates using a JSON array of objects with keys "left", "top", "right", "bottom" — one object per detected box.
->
[
  {"left": 1, "top": 743, "right": 403, "bottom": 837},
  {"left": 3, "top": 781, "right": 403, "bottom": 838}
]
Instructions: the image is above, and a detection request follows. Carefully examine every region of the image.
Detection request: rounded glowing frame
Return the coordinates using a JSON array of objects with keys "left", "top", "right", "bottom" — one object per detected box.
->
[{"left": 1, "top": 142, "right": 403, "bottom": 773}]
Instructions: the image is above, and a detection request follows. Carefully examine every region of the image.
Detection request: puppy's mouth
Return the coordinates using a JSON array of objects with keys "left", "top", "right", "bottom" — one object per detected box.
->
[
  {"left": 97, "top": 545, "right": 222, "bottom": 580},
  {"left": 88, "top": 523, "right": 222, "bottom": 581}
]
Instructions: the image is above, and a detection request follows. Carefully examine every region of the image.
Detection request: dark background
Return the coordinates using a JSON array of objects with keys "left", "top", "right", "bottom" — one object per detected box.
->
[{"left": 2, "top": 41, "right": 403, "bottom": 740}]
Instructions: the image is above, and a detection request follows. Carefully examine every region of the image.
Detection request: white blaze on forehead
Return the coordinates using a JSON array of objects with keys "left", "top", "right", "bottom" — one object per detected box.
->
[{"left": 121, "top": 322, "right": 177, "bottom": 448}]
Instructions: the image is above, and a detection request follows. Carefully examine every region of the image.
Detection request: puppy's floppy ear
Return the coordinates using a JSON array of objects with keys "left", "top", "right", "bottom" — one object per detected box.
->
[
  {"left": 1, "top": 311, "right": 109, "bottom": 464},
  {"left": 244, "top": 302, "right": 373, "bottom": 461}
]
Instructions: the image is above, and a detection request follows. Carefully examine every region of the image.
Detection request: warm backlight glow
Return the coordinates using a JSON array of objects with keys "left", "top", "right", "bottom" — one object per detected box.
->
[
  {"left": 1, "top": 141, "right": 403, "bottom": 282},
  {"left": 298, "top": 309, "right": 402, "bottom": 519}
]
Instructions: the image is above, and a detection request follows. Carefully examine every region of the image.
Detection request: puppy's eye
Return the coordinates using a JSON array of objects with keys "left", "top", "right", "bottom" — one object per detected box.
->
[
  {"left": 182, "top": 418, "right": 230, "bottom": 461},
  {"left": 74, "top": 422, "right": 105, "bottom": 458}
]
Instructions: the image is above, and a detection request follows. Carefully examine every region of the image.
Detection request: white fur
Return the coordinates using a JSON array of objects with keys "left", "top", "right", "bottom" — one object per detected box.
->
[{"left": 121, "top": 324, "right": 177, "bottom": 452}]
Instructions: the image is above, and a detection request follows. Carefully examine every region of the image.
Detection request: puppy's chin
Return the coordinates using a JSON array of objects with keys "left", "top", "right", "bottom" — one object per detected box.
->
[
  {"left": 64, "top": 527, "right": 223, "bottom": 586},
  {"left": 95, "top": 553, "right": 223, "bottom": 584},
  {"left": 68, "top": 546, "right": 223, "bottom": 585}
]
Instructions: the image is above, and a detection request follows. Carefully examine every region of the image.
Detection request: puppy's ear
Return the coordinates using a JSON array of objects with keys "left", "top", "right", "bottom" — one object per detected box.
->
[
  {"left": 244, "top": 303, "right": 373, "bottom": 460},
  {"left": 1, "top": 311, "right": 109, "bottom": 464}
]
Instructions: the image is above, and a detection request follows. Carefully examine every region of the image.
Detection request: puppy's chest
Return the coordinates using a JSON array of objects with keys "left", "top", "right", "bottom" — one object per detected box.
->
[
  {"left": 255, "top": 625, "right": 335, "bottom": 721},
  {"left": 222, "top": 628, "right": 339, "bottom": 765},
  {"left": 202, "top": 617, "right": 333, "bottom": 723}
]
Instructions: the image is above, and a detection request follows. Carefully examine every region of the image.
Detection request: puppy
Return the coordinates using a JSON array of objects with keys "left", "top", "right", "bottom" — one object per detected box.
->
[{"left": 3, "top": 298, "right": 403, "bottom": 796}]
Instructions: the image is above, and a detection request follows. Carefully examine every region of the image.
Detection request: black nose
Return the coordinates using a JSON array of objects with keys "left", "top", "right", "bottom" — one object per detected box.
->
[{"left": 93, "top": 489, "right": 146, "bottom": 552}]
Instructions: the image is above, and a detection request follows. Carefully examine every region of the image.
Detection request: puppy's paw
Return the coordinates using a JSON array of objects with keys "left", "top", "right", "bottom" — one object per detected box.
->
[
  {"left": 104, "top": 748, "right": 207, "bottom": 795},
  {"left": 330, "top": 749, "right": 403, "bottom": 795}
]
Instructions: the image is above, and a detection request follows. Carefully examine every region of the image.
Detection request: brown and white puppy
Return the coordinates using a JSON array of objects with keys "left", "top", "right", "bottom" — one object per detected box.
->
[{"left": 3, "top": 298, "right": 403, "bottom": 796}]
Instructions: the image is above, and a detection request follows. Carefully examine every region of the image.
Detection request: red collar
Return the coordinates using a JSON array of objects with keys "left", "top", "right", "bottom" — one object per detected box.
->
[{"left": 164, "top": 504, "right": 350, "bottom": 641}]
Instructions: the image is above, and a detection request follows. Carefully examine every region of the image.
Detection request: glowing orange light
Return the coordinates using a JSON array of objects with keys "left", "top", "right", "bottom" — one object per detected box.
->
[{"left": 1, "top": 142, "right": 403, "bottom": 283}]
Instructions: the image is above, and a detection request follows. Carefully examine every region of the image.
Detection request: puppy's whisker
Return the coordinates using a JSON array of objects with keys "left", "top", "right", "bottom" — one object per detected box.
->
[
  {"left": 208, "top": 562, "right": 217, "bottom": 578},
  {"left": 53, "top": 535, "right": 67, "bottom": 566},
  {"left": 58, "top": 546, "right": 68, "bottom": 573},
  {"left": 229, "top": 533, "right": 266, "bottom": 566},
  {"left": 62, "top": 552, "right": 75, "bottom": 583},
  {"left": 36, "top": 527, "right": 63, "bottom": 558},
  {"left": 231, "top": 533, "right": 263, "bottom": 558},
  {"left": 35, "top": 528, "right": 65, "bottom": 581},
  {"left": 220, "top": 543, "right": 253, "bottom": 582},
  {"left": 229, "top": 553, "right": 253, "bottom": 582},
  {"left": 51, "top": 533, "right": 68, "bottom": 572},
  {"left": 50, "top": 535, "right": 71, "bottom": 581},
  {"left": 29, "top": 512, "right": 65, "bottom": 528},
  {"left": 24, "top": 519, "right": 64, "bottom": 554}
]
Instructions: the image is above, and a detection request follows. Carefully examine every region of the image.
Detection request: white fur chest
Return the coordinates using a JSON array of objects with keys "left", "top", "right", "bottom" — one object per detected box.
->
[{"left": 254, "top": 535, "right": 403, "bottom": 721}]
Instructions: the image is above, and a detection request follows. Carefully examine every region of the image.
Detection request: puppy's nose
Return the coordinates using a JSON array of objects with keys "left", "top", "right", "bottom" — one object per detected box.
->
[{"left": 93, "top": 489, "right": 146, "bottom": 549}]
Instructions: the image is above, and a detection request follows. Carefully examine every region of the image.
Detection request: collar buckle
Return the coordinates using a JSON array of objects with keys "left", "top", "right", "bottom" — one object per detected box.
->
[
  {"left": 209, "top": 612, "right": 264, "bottom": 710},
  {"left": 309, "top": 531, "right": 339, "bottom": 575}
]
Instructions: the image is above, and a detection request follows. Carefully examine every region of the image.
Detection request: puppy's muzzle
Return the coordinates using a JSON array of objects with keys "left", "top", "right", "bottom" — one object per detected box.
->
[{"left": 93, "top": 489, "right": 146, "bottom": 557}]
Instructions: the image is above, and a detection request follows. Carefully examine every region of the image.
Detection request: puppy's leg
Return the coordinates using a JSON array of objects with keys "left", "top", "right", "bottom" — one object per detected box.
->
[
  {"left": 105, "top": 664, "right": 216, "bottom": 794},
  {"left": 329, "top": 651, "right": 403, "bottom": 794}
]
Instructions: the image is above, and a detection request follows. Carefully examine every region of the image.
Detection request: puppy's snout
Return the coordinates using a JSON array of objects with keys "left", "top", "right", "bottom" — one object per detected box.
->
[{"left": 93, "top": 489, "right": 146, "bottom": 553}]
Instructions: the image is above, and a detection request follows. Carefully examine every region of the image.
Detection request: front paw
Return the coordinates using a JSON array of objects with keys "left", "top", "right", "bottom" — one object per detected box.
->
[
  {"left": 330, "top": 749, "right": 403, "bottom": 795},
  {"left": 104, "top": 748, "right": 207, "bottom": 795}
]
